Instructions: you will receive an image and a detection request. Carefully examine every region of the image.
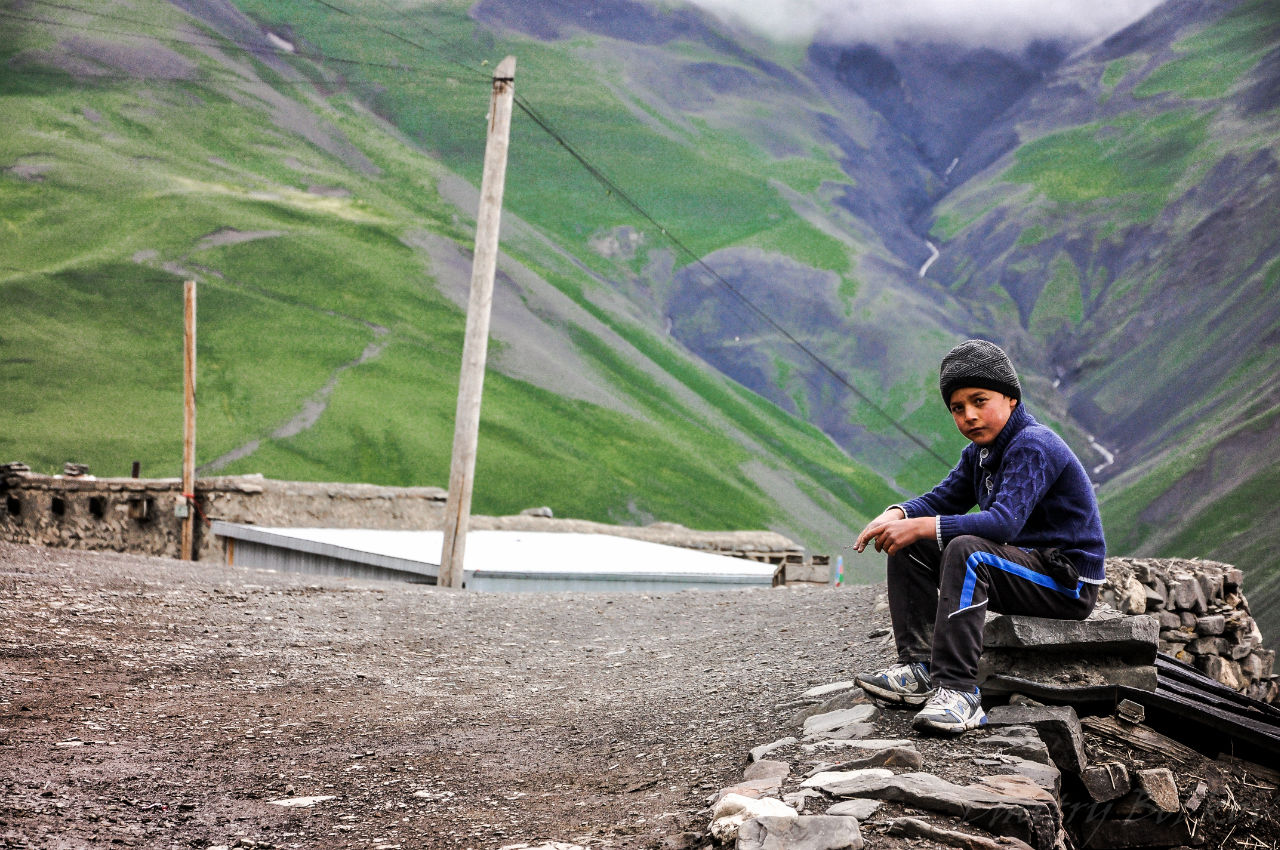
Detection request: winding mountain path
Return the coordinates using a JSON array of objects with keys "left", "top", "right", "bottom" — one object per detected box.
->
[{"left": 198, "top": 326, "right": 389, "bottom": 474}]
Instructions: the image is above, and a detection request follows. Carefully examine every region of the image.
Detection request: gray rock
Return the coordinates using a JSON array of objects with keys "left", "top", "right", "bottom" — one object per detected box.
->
[
  {"left": 800, "top": 738, "right": 911, "bottom": 754},
  {"left": 802, "top": 681, "right": 857, "bottom": 699},
  {"left": 1196, "top": 654, "right": 1243, "bottom": 690},
  {"left": 1157, "top": 610, "right": 1182, "bottom": 630},
  {"left": 1195, "top": 614, "right": 1227, "bottom": 635},
  {"left": 978, "top": 654, "right": 1158, "bottom": 692},
  {"left": 745, "top": 760, "right": 790, "bottom": 782},
  {"left": 982, "top": 613, "right": 1158, "bottom": 658},
  {"left": 1108, "top": 767, "right": 1182, "bottom": 818},
  {"left": 801, "top": 768, "right": 894, "bottom": 791},
  {"left": 1133, "top": 768, "right": 1180, "bottom": 813},
  {"left": 1198, "top": 572, "right": 1224, "bottom": 603},
  {"left": 985, "top": 704, "right": 1088, "bottom": 775},
  {"left": 781, "top": 789, "right": 824, "bottom": 813},
  {"left": 751, "top": 737, "right": 797, "bottom": 762},
  {"left": 711, "top": 777, "right": 784, "bottom": 803},
  {"left": 804, "top": 722, "right": 878, "bottom": 742},
  {"left": 1115, "top": 575, "right": 1148, "bottom": 614},
  {"left": 1080, "top": 762, "right": 1130, "bottom": 802},
  {"left": 1171, "top": 575, "right": 1208, "bottom": 614},
  {"left": 1187, "top": 635, "right": 1230, "bottom": 655},
  {"left": 1184, "top": 779, "right": 1209, "bottom": 814},
  {"left": 989, "top": 755, "right": 1062, "bottom": 797},
  {"left": 979, "top": 728, "right": 1052, "bottom": 765},
  {"left": 825, "top": 799, "right": 882, "bottom": 820},
  {"left": 822, "top": 746, "right": 923, "bottom": 772},
  {"left": 791, "top": 690, "right": 871, "bottom": 726},
  {"left": 802, "top": 770, "right": 1059, "bottom": 850},
  {"left": 802, "top": 705, "right": 879, "bottom": 737},
  {"left": 737, "top": 815, "right": 863, "bottom": 850},
  {"left": 1143, "top": 585, "right": 1165, "bottom": 611}
]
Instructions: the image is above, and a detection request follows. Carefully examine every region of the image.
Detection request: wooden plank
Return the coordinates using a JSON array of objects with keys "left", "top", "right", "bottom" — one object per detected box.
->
[{"left": 1081, "top": 715, "right": 1202, "bottom": 765}]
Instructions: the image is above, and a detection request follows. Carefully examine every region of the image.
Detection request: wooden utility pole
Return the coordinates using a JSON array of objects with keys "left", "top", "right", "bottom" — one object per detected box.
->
[
  {"left": 439, "top": 56, "right": 517, "bottom": 588},
  {"left": 180, "top": 279, "right": 197, "bottom": 561}
]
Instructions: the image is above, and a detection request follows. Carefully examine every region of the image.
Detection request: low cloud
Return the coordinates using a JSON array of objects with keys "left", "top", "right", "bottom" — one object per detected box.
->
[{"left": 681, "top": 0, "right": 1165, "bottom": 50}]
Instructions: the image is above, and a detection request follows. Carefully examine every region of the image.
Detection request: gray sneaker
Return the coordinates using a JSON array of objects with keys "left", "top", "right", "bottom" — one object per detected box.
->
[
  {"left": 855, "top": 662, "right": 935, "bottom": 706},
  {"left": 912, "top": 686, "right": 987, "bottom": 734}
]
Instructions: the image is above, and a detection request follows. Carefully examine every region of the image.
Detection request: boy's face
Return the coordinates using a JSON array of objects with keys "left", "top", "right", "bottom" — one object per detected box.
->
[{"left": 948, "top": 387, "right": 1017, "bottom": 446}]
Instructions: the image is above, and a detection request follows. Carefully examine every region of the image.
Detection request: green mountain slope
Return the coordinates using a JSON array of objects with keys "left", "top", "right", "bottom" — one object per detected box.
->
[{"left": 0, "top": 0, "right": 904, "bottom": 571}]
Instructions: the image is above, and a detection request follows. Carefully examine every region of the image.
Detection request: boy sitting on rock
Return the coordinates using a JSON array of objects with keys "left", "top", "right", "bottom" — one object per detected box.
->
[{"left": 854, "top": 339, "right": 1106, "bottom": 734}]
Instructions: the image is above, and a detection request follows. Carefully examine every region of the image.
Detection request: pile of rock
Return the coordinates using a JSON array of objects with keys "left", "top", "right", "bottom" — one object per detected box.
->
[
  {"left": 1101, "top": 557, "right": 1277, "bottom": 702},
  {"left": 701, "top": 680, "right": 1278, "bottom": 850}
]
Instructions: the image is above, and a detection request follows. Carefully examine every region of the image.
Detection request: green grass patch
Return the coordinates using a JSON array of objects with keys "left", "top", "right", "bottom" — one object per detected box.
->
[
  {"left": 1134, "top": 0, "right": 1280, "bottom": 100},
  {"left": 1101, "top": 55, "right": 1146, "bottom": 92},
  {"left": 1003, "top": 109, "right": 1213, "bottom": 221},
  {"left": 1029, "top": 252, "right": 1085, "bottom": 337},
  {"left": 741, "top": 218, "right": 851, "bottom": 273}
]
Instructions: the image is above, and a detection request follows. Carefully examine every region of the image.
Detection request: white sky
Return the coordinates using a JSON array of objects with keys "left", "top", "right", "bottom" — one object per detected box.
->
[{"left": 680, "top": 0, "right": 1166, "bottom": 50}]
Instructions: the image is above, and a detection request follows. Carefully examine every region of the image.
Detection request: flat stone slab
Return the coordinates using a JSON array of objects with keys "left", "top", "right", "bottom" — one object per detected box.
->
[
  {"left": 737, "top": 814, "right": 864, "bottom": 850},
  {"left": 826, "top": 799, "right": 882, "bottom": 820},
  {"left": 745, "top": 759, "right": 791, "bottom": 782},
  {"left": 801, "top": 738, "right": 912, "bottom": 754},
  {"left": 983, "top": 613, "right": 1158, "bottom": 659},
  {"left": 801, "top": 768, "right": 894, "bottom": 790},
  {"left": 823, "top": 745, "right": 923, "bottom": 772},
  {"left": 751, "top": 737, "right": 798, "bottom": 762},
  {"left": 802, "top": 704, "right": 880, "bottom": 737},
  {"left": 978, "top": 656, "right": 1159, "bottom": 692},
  {"left": 978, "top": 727, "right": 1053, "bottom": 765},
  {"left": 804, "top": 770, "right": 1059, "bottom": 850},
  {"left": 802, "top": 681, "right": 857, "bottom": 699}
]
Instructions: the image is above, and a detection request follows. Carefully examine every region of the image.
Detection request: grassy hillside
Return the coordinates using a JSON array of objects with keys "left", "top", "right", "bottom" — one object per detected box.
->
[{"left": 0, "top": 0, "right": 906, "bottom": 567}]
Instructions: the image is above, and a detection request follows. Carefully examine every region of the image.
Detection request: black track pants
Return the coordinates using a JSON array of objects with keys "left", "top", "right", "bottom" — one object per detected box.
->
[{"left": 886, "top": 535, "right": 1099, "bottom": 691}]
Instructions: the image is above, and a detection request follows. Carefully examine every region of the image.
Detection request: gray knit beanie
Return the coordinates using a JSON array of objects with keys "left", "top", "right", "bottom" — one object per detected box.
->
[{"left": 939, "top": 339, "right": 1021, "bottom": 404}]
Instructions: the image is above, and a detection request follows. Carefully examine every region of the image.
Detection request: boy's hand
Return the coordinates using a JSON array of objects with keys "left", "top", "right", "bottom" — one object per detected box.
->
[{"left": 855, "top": 508, "right": 934, "bottom": 555}]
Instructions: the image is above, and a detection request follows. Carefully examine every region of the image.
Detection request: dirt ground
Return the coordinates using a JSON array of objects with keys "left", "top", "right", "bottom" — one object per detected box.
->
[
  {"left": 0, "top": 541, "right": 886, "bottom": 849},
  {"left": 3, "top": 541, "right": 1278, "bottom": 850}
]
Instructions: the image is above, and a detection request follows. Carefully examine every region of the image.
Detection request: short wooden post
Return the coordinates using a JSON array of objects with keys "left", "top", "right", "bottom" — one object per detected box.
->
[
  {"left": 439, "top": 56, "right": 517, "bottom": 588},
  {"left": 181, "top": 279, "right": 197, "bottom": 561}
]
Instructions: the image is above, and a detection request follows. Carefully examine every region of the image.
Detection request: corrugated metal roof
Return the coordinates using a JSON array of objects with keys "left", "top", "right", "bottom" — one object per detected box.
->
[{"left": 211, "top": 522, "right": 781, "bottom": 592}]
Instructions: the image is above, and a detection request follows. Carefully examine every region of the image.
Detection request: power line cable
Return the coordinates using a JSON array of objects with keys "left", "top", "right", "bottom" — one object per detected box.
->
[
  {"left": 299, "top": 0, "right": 491, "bottom": 83},
  {"left": 512, "top": 94, "right": 952, "bottom": 468}
]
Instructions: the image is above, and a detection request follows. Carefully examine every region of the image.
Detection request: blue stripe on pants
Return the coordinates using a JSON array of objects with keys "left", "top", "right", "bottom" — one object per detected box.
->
[{"left": 957, "top": 550, "right": 1082, "bottom": 613}]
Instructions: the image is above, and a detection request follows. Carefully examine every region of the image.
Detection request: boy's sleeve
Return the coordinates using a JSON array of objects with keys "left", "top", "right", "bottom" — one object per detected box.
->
[
  {"left": 899, "top": 454, "right": 976, "bottom": 519},
  {"left": 938, "top": 439, "right": 1063, "bottom": 544}
]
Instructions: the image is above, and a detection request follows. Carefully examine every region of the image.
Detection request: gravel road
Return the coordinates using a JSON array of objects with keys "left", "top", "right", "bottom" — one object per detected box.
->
[{"left": 0, "top": 541, "right": 887, "bottom": 849}]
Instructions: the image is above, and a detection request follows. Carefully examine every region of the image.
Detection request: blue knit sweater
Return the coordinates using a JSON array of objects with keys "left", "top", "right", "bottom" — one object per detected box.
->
[{"left": 898, "top": 403, "right": 1107, "bottom": 583}]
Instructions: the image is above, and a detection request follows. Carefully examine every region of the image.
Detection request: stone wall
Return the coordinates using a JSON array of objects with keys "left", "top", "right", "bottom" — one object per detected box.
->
[
  {"left": 0, "top": 467, "right": 449, "bottom": 563},
  {"left": 1101, "top": 557, "right": 1277, "bottom": 702}
]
